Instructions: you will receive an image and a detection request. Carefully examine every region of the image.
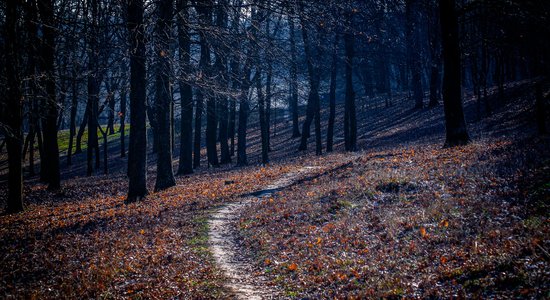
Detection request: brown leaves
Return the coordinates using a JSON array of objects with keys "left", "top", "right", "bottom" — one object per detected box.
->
[
  {"left": 237, "top": 136, "right": 550, "bottom": 298},
  {"left": 287, "top": 262, "right": 298, "bottom": 271},
  {"left": 0, "top": 162, "right": 294, "bottom": 298},
  {"left": 419, "top": 226, "right": 427, "bottom": 238}
]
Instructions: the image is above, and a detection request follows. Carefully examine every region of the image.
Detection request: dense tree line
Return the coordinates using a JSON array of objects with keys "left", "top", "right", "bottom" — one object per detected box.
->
[{"left": 1, "top": 0, "right": 548, "bottom": 211}]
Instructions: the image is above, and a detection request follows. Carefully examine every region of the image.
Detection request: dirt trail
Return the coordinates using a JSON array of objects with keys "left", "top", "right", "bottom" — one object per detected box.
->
[{"left": 208, "top": 166, "right": 320, "bottom": 300}]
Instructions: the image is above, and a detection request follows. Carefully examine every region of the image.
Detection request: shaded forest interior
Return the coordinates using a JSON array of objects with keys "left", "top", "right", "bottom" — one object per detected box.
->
[{"left": 0, "top": 0, "right": 549, "bottom": 298}]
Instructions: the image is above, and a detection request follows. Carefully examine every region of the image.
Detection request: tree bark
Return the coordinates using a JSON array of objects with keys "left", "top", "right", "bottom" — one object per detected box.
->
[
  {"left": 297, "top": 5, "right": 322, "bottom": 155},
  {"left": 75, "top": 103, "right": 88, "bottom": 154},
  {"left": 237, "top": 57, "right": 253, "bottom": 166},
  {"left": 198, "top": 3, "right": 220, "bottom": 168},
  {"left": 215, "top": 0, "right": 231, "bottom": 164},
  {"left": 120, "top": 71, "right": 127, "bottom": 157},
  {"left": 440, "top": 0, "right": 469, "bottom": 147},
  {"left": 406, "top": 0, "right": 424, "bottom": 109},
  {"left": 126, "top": 0, "right": 148, "bottom": 202},
  {"left": 428, "top": 3, "right": 441, "bottom": 108},
  {"left": 327, "top": 34, "right": 338, "bottom": 152},
  {"left": 5, "top": 0, "right": 24, "bottom": 213},
  {"left": 193, "top": 89, "right": 203, "bottom": 168},
  {"left": 86, "top": 0, "right": 100, "bottom": 176},
  {"left": 177, "top": 0, "right": 194, "bottom": 174},
  {"left": 67, "top": 68, "right": 78, "bottom": 165},
  {"left": 38, "top": 0, "right": 60, "bottom": 189},
  {"left": 257, "top": 69, "right": 269, "bottom": 164},
  {"left": 154, "top": 0, "right": 176, "bottom": 191},
  {"left": 344, "top": 13, "right": 357, "bottom": 152},
  {"left": 288, "top": 8, "right": 301, "bottom": 138}
]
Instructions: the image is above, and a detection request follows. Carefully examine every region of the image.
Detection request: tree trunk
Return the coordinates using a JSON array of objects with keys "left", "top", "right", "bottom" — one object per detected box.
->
[
  {"left": 75, "top": 103, "right": 88, "bottom": 154},
  {"left": 257, "top": 69, "right": 269, "bottom": 164},
  {"left": 237, "top": 80, "right": 250, "bottom": 166},
  {"left": 154, "top": 0, "right": 176, "bottom": 191},
  {"left": 98, "top": 125, "right": 108, "bottom": 175},
  {"left": 193, "top": 89, "right": 203, "bottom": 168},
  {"left": 86, "top": 0, "right": 100, "bottom": 176},
  {"left": 67, "top": 68, "right": 78, "bottom": 165},
  {"left": 38, "top": 0, "right": 60, "bottom": 190},
  {"left": 214, "top": 0, "right": 231, "bottom": 164},
  {"left": 228, "top": 6, "right": 241, "bottom": 157},
  {"left": 120, "top": 74, "right": 127, "bottom": 157},
  {"left": 297, "top": 6, "right": 322, "bottom": 155},
  {"left": 440, "top": 0, "right": 469, "bottom": 147},
  {"left": 406, "top": 0, "right": 424, "bottom": 109},
  {"left": 28, "top": 129, "right": 35, "bottom": 176},
  {"left": 428, "top": 4, "right": 441, "bottom": 108},
  {"left": 126, "top": 0, "right": 148, "bottom": 202},
  {"left": 327, "top": 34, "right": 338, "bottom": 152},
  {"left": 344, "top": 14, "right": 357, "bottom": 152},
  {"left": 200, "top": 8, "right": 220, "bottom": 167},
  {"left": 176, "top": 0, "right": 194, "bottom": 174},
  {"left": 237, "top": 59, "right": 253, "bottom": 166},
  {"left": 5, "top": 0, "right": 24, "bottom": 213},
  {"left": 107, "top": 92, "right": 116, "bottom": 135},
  {"left": 288, "top": 9, "right": 301, "bottom": 138},
  {"left": 229, "top": 95, "right": 236, "bottom": 156}
]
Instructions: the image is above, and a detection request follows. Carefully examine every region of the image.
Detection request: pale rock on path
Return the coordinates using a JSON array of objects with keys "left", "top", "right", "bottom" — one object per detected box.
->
[{"left": 208, "top": 166, "right": 320, "bottom": 300}]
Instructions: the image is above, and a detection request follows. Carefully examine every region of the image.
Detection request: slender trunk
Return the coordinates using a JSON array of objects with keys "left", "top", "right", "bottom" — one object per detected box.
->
[
  {"left": 86, "top": 0, "right": 100, "bottom": 176},
  {"left": 67, "top": 69, "right": 78, "bottom": 165},
  {"left": 428, "top": 4, "right": 441, "bottom": 108},
  {"left": 193, "top": 89, "right": 203, "bottom": 168},
  {"left": 237, "top": 63, "right": 252, "bottom": 167},
  {"left": 440, "top": 0, "right": 469, "bottom": 147},
  {"left": 120, "top": 77, "right": 127, "bottom": 157},
  {"left": 154, "top": 0, "right": 176, "bottom": 191},
  {"left": 107, "top": 93, "right": 116, "bottom": 135},
  {"left": 24, "top": 0, "right": 38, "bottom": 177},
  {"left": 406, "top": 0, "right": 424, "bottom": 109},
  {"left": 126, "top": 0, "right": 148, "bottom": 202},
  {"left": 23, "top": 131, "right": 31, "bottom": 163},
  {"left": 265, "top": 54, "right": 273, "bottom": 152},
  {"left": 228, "top": 5, "right": 241, "bottom": 157},
  {"left": 257, "top": 69, "right": 269, "bottom": 164},
  {"left": 237, "top": 83, "right": 250, "bottom": 166},
  {"left": 38, "top": 0, "right": 60, "bottom": 190},
  {"left": 288, "top": 10, "right": 301, "bottom": 138},
  {"left": 327, "top": 34, "right": 338, "bottom": 152},
  {"left": 98, "top": 126, "right": 108, "bottom": 174},
  {"left": 36, "top": 121, "right": 45, "bottom": 182},
  {"left": 75, "top": 104, "right": 89, "bottom": 154},
  {"left": 229, "top": 96, "right": 236, "bottom": 156},
  {"left": 202, "top": 34, "right": 219, "bottom": 166},
  {"left": 344, "top": 17, "right": 356, "bottom": 152},
  {"left": 215, "top": 0, "right": 231, "bottom": 164},
  {"left": 297, "top": 7, "right": 322, "bottom": 155},
  {"left": 28, "top": 129, "right": 35, "bottom": 176},
  {"left": 5, "top": 0, "right": 24, "bottom": 213},
  {"left": 177, "top": 0, "right": 193, "bottom": 174}
]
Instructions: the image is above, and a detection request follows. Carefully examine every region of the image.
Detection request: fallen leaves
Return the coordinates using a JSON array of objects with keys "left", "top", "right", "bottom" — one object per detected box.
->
[
  {"left": 238, "top": 136, "right": 550, "bottom": 298},
  {"left": 0, "top": 162, "right": 295, "bottom": 298},
  {"left": 287, "top": 263, "right": 298, "bottom": 271},
  {"left": 419, "top": 227, "right": 427, "bottom": 238}
]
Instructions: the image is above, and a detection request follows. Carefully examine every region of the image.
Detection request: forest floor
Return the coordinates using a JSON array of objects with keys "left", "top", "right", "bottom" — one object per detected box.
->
[{"left": 0, "top": 80, "right": 549, "bottom": 298}]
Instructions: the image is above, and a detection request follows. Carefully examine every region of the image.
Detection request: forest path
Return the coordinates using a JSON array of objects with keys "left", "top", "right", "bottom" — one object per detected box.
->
[{"left": 208, "top": 166, "right": 321, "bottom": 299}]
